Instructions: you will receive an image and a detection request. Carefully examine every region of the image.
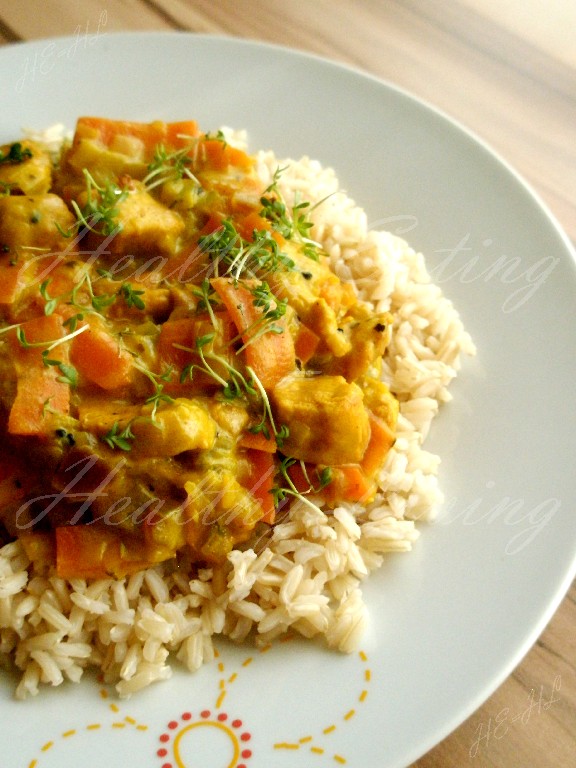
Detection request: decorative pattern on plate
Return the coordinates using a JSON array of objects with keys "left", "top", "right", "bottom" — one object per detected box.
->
[{"left": 25, "top": 644, "right": 370, "bottom": 767}]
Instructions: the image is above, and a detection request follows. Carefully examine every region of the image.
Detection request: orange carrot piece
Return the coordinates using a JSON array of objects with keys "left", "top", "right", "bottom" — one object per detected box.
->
[
  {"left": 236, "top": 211, "right": 285, "bottom": 246},
  {"left": 323, "top": 465, "right": 374, "bottom": 504},
  {"left": 8, "top": 311, "right": 65, "bottom": 350},
  {"left": 236, "top": 211, "right": 271, "bottom": 238},
  {"left": 55, "top": 526, "right": 149, "bottom": 579},
  {"left": 288, "top": 461, "right": 373, "bottom": 506},
  {"left": 56, "top": 526, "right": 113, "bottom": 579},
  {"left": 243, "top": 448, "right": 276, "bottom": 524},
  {"left": 199, "top": 138, "right": 252, "bottom": 171},
  {"left": 40, "top": 263, "right": 78, "bottom": 304},
  {"left": 158, "top": 315, "right": 233, "bottom": 368},
  {"left": 361, "top": 412, "right": 396, "bottom": 477},
  {"left": 70, "top": 319, "right": 133, "bottom": 390},
  {"left": 73, "top": 117, "right": 200, "bottom": 158},
  {"left": 286, "top": 461, "right": 312, "bottom": 495},
  {"left": 8, "top": 368, "right": 69, "bottom": 435},
  {"left": 238, "top": 430, "right": 277, "bottom": 453},
  {"left": 0, "top": 255, "right": 24, "bottom": 305},
  {"left": 157, "top": 317, "right": 197, "bottom": 370},
  {"left": 294, "top": 323, "right": 320, "bottom": 365},
  {"left": 8, "top": 314, "right": 70, "bottom": 435},
  {"left": 211, "top": 276, "right": 295, "bottom": 390},
  {"left": 0, "top": 253, "right": 76, "bottom": 309},
  {"left": 158, "top": 313, "right": 236, "bottom": 394}
]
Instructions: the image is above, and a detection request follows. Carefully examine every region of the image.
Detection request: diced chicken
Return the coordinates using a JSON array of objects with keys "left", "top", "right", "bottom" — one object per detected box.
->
[
  {"left": 64, "top": 125, "right": 149, "bottom": 183},
  {"left": 320, "top": 313, "right": 393, "bottom": 380},
  {"left": 77, "top": 400, "right": 141, "bottom": 433},
  {"left": 0, "top": 193, "right": 76, "bottom": 252},
  {"left": 159, "top": 178, "right": 202, "bottom": 213},
  {"left": 182, "top": 469, "right": 262, "bottom": 562},
  {"left": 131, "top": 398, "right": 217, "bottom": 457},
  {"left": 111, "top": 181, "right": 184, "bottom": 257},
  {"left": 271, "top": 374, "right": 370, "bottom": 465},
  {"left": 362, "top": 376, "right": 399, "bottom": 430},
  {"left": 305, "top": 298, "right": 351, "bottom": 357},
  {"left": 0, "top": 140, "right": 53, "bottom": 195},
  {"left": 157, "top": 179, "right": 206, "bottom": 239},
  {"left": 208, "top": 401, "right": 250, "bottom": 436},
  {"left": 78, "top": 397, "right": 217, "bottom": 457},
  {"left": 267, "top": 243, "right": 355, "bottom": 357}
]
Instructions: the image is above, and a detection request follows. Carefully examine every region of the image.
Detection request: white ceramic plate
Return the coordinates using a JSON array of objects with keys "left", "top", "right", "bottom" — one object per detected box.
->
[{"left": 1, "top": 32, "right": 575, "bottom": 768}]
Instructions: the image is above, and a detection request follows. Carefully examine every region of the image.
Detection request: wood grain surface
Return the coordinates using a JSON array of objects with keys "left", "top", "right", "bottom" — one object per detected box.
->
[{"left": 0, "top": 2, "right": 574, "bottom": 767}]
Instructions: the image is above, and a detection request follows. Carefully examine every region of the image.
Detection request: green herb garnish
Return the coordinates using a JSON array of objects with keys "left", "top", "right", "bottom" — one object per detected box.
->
[
  {"left": 102, "top": 421, "right": 135, "bottom": 452},
  {"left": 0, "top": 142, "right": 33, "bottom": 166}
]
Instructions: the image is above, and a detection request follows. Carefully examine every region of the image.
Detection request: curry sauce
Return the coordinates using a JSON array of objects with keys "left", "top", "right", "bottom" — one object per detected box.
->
[{"left": 0, "top": 119, "right": 398, "bottom": 579}]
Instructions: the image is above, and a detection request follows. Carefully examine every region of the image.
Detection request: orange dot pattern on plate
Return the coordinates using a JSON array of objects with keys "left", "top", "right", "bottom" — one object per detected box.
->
[{"left": 272, "top": 649, "right": 372, "bottom": 764}]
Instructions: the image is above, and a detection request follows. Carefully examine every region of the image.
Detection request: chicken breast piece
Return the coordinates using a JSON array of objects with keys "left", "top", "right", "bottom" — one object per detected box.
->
[{"left": 271, "top": 374, "right": 370, "bottom": 465}]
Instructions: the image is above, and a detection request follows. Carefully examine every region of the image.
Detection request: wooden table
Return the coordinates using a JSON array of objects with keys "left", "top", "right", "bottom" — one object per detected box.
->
[{"left": 1, "top": 2, "right": 574, "bottom": 766}]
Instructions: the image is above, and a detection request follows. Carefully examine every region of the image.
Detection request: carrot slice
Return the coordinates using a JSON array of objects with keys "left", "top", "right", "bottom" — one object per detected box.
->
[
  {"left": 199, "top": 138, "right": 252, "bottom": 171},
  {"left": 70, "top": 318, "right": 133, "bottom": 390},
  {"left": 361, "top": 412, "right": 396, "bottom": 477},
  {"left": 242, "top": 448, "right": 276, "bottom": 524},
  {"left": 8, "top": 314, "right": 70, "bottom": 435},
  {"left": 0, "top": 255, "right": 25, "bottom": 305},
  {"left": 236, "top": 211, "right": 285, "bottom": 247},
  {"left": 288, "top": 461, "right": 373, "bottom": 505},
  {"left": 238, "top": 430, "right": 277, "bottom": 453},
  {"left": 56, "top": 526, "right": 114, "bottom": 579},
  {"left": 236, "top": 211, "right": 271, "bottom": 239},
  {"left": 211, "top": 276, "right": 295, "bottom": 390},
  {"left": 323, "top": 465, "right": 374, "bottom": 504},
  {"left": 55, "top": 526, "right": 149, "bottom": 579},
  {"left": 294, "top": 323, "right": 320, "bottom": 365},
  {"left": 158, "top": 314, "right": 233, "bottom": 366},
  {"left": 158, "top": 312, "right": 236, "bottom": 394},
  {"left": 73, "top": 117, "right": 200, "bottom": 158},
  {"left": 157, "top": 317, "right": 198, "bottom": 370}
]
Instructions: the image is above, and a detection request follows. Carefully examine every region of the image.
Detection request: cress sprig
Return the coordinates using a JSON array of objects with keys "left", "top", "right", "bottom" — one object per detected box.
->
[
  {"left": 134, "top": 363, "right": 175, "bottom": 423},
  {"left": 198, "top": 219, "right": 295, "bottom": 280},
  {"left": 40, "top": 276, "right": 146, "bottom": 320},
  {"left": 143, "top": 142, "right": 200, "bottom": 191},
  {"left": 102, "top": 421, "right": 136, "bottom": 452},
  {"left": 259, "top": 166, "right": 331, "bottom": 261},
  {"left": 178, "top": 334, "right": 289, "bottom": 449},
  {"left": 62, "top": 169, "right": 128, "bottom": 237},
  {"left": 271, "top": 457, "right": 333, "bottom": 512},
  {"left": 10, "top": 323, "right": 88, "bottom": 387},
  {"left": 231, "top": 282, "right": 288, "bottom": 353}
]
